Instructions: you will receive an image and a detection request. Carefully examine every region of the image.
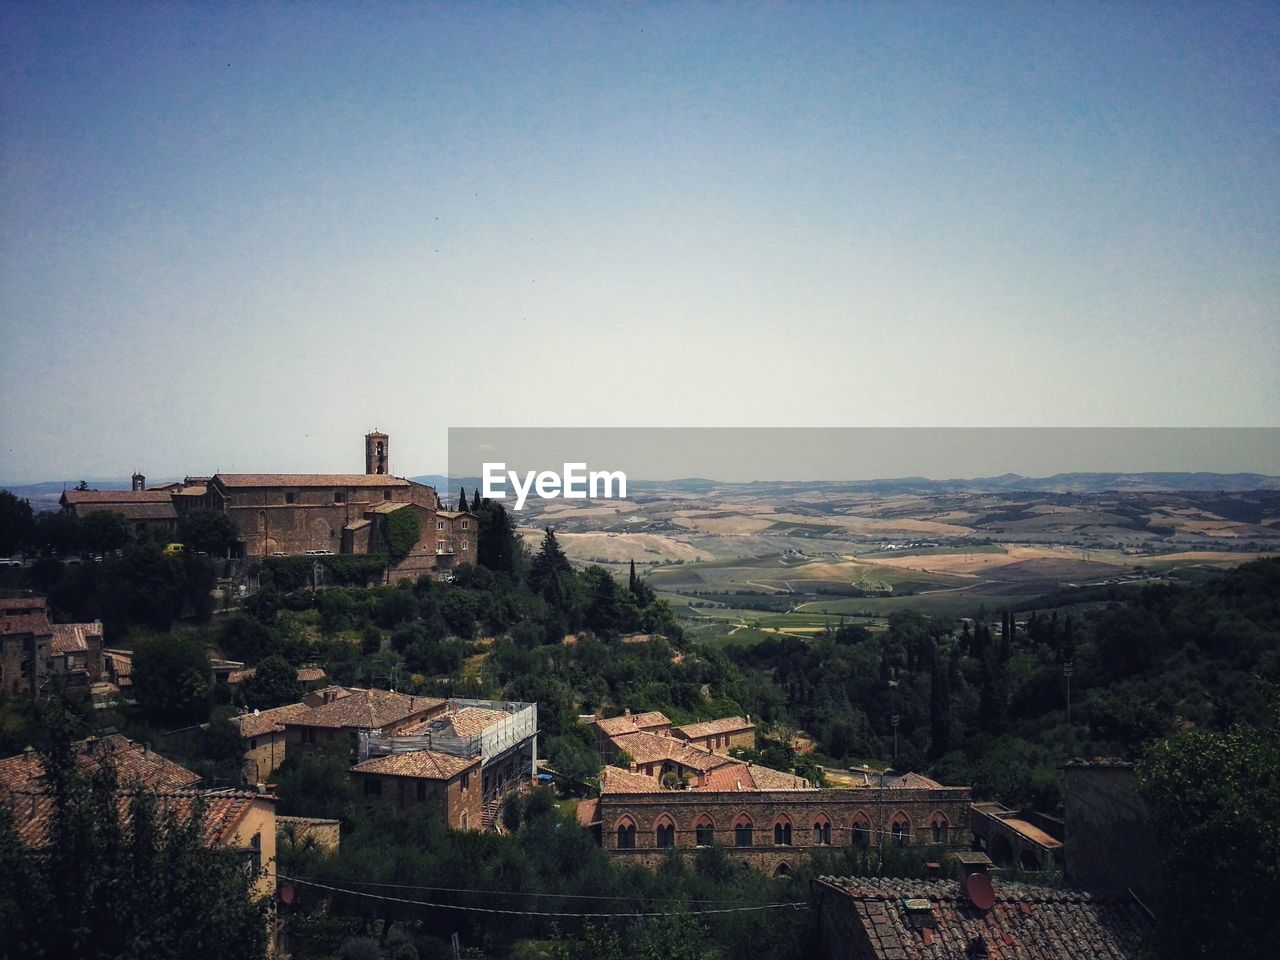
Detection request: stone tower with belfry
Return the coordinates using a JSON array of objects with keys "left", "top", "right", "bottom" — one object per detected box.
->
[{"left": 365, "top": 431, "right": 389, "bottom": 476}]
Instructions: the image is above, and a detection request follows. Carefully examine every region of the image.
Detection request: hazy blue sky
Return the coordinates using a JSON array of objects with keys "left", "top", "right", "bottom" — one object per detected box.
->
[{"left": 2, "top": 2, "right": 1277, "bottom": 483}]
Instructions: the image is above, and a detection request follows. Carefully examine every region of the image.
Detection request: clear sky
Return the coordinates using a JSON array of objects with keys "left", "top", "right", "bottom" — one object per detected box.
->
[{"left": 2, "top": 2, "right": 1277, "bottom": 483}]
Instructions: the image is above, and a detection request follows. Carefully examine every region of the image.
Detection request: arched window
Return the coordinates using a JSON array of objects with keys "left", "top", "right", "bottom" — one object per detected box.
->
[
  {"left": 655, "top": 816, "right": 675, "bottom": 849},
  {"left": 616, "top": 818, "right": 636, "bottom": 850},
  {"left": 891, "top": 814, "right": 911, "bottom": 848},
  {"left": 851, "top": 813, "right": 871, "bottom": 848},
  {"left": 773, "top": 862, "right": 792, "bottom": 879},
  {"left": 930, "top": 811, "right": 949, "bottom": 844},
  {"left": 773, "top": 815, "right": 792, "bottom": 846},
  {"left": 734, "top": 815, "right": 753, "bottom": 848},
  {"left": 812, "top": 815, "right": 832, "bottom": 846},
  {"left": 695, "top": 815, "right": 715, "bottom": 847}
]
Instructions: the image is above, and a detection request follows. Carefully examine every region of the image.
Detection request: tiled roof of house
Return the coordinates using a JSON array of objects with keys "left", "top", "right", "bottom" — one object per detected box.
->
[
  {"left": 443, "top": 707, "right": 510, "bottom": 738},
  {"left": 83, "top": 501, "right": 179, "bottom": 520},
  {"left": 814, "top": 877, "right": 1151, "bottom": 960},
  {"left": 575, "top": 797, "right": 601, "bottom": 827},
  {"left": 595, "top": 711, "right": 671, "bottom": 737},
  {"left": 286, "top": 688, "right": 444, "bottom": 730},
  {"left": 884, "top": 772, "right": 945, "bottom": 790},
  {"left": 234, "top": 702, "right": 312, "bottom": 739},
  {"left": 0, "top": 735, "right": 201, "bottom": 794},
  {"left": 673, "top": 716, "right": 754, "bottom": 740},
  {"left": 0, "top": 597, "right": 47, "bottom": 612},
  {"left": 3, "top": 788, "right": 269, "bottom": 850},
  {"left": 296, "top": 666, "right": 326, "bottom": 683},
  {"left": 368, "top": 501, "right": 411, "bottom": 514},
  {"left": 212, "top": 474, "right": 410, "bottom": 488},
  {"left": 598, "top": 765, "right": 663, "bottom": 793},
  {"left": 351, "top": 749, "right": 478, "bottom": 781},
  {"left": 62, "top": 490, "right": 174, "bottom": 504},
  {"left": 609, "top": 732, "right": 737, "bottom": 773},
  {"left": 737, "top": 763, "right": 813, "bottom": 791},
  {"left": 51, "top": 621, "right": 102, "bottom": 654},
  {"left": 0, "top": 613, "right": 52, "bottom": 636},
  {"left": 172, "top": 485, "right": 208, "bottom": 497},
  {"left": 435, "top": 510, "right": 473, "bottom": 518}
]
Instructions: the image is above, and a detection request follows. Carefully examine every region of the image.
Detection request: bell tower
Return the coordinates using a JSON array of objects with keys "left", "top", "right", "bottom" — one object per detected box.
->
[
  {"left": 365, "top": 431, "right": 389, "bottom": 476},
  {"left": 132, "top": 472, "right": 146, "bottom": 491}
]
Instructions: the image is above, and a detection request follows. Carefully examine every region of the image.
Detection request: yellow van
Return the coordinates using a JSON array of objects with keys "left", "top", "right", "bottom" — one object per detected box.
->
[{"left": 163, "top": 543, "right": 185, "bottom": 556}]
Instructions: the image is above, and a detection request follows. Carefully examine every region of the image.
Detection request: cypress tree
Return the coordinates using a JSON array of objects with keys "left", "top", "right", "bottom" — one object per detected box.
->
[
  {"left": 455, "top": 486, "right": 466, "bottom": 511},
  {"left": 471, "top": 488, "right": 483, "bottom": 512},
  {"left": 928, "top": 649, "right": 951, "bottom": 760},
  {"left": 628, "top": 559, "right": 637, "bottom": 593}
]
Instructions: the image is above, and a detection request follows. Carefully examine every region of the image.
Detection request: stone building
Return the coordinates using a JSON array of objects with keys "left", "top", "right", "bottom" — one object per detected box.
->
[
  {"left": 59, "top": 482, "right": 180, "bottom": 539},
  {"left": 580, "top": 755, "right": 971, "bottom": 877},
  {"left": 282, "top": 686, "right": 446, "bottom": 761},
  {"left": 358, "top": 698, "right": 538, "bottom": 831},
  {"left": 1, "top": 598, "right": 104, "bottom": 700},
  {"left": 233, "top": 702, "right": 312, "bottom": 783},
  {"left": 0, "top": 733, "right": 202, "bottom": 794},
  {"left": 350, "top": 749, "right": 482, "bottom": 830},
  {"left": 969, "top": 800, "right": 1064, "bottom": 872},
  {"left": 671, "top": 715, "right": 756, "bottom": 754},
  {"left": 812, "top": 875, "right": 1151, "bottom": 960},
  {"left": 201, "top": 432, "right": 476, "bottom": 580}
]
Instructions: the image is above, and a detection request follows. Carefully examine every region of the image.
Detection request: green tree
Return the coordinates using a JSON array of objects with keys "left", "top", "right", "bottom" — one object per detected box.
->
[
  {"left": 81, "top": 511, "right": 130, "bottom": 553},
  {"left": 0, "top": 490, "right": 34, "bottom": 556},
  {"left": 0, "top": 712, "right": 270, "bottom": 960},
  {"left": 1138, "top": 697, "right": 1280, "bottom": 959},
  {"left": 131, "top": 634, "right": 212, "bottom": 724},
  {"left": 242, "top": 656, "right": 302, "bottom": 709},
  {"left": 179, "top": 509, "right": 240, "bottom": 555},
  {"left": 928, "top": 650, "right": 951, "bottom": 760},
  {"left": 529, "top": 528, "right": 572, "bottom": 593}
]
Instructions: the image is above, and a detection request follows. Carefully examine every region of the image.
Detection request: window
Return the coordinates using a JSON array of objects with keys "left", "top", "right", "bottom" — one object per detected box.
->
[
  {"left": 416, "top": 781, "right": 427, "bottom": 801},
  {"left": 460, "top": 811, "right": 468, "bottom": 829},
  {"left": 285, "top": 492, "right": 296, "bottom": 504},
  {"left": 617, "top": 820, "right": 636, "bottom": 849},
  {"left": 363, "top": 778, "right": 382, "bottom": 797},
  {"left": 656, "top": 820, "right": 675, "bottom": 848},
  {"left": 461, "top": 520, "right": 469, "bottom": 530},
  {"left": 931, "top": 813, "right": 949, "bottom": 843},
  {"left": 773, "top": 818, "right": 792, "bottom": 846},
  {"left": 302, "top": 728, "right": 316, "bottom": 744},
  {"left": 249, "top": 738, "right": 258, "bottom": 751},
  {"left": 384, "top": 491, "right": 391, "bottom": 500},
  {"left": 334, "top": 490, "right": 346, "bottom": 503},
  {"left": 461, "top": 771, "right": 470, "bottom": 792},
  {"left": 437, "top": 520, "right": 445, "bottom": 531},
  {"left": 813, "top": 819, "right": 832, "bottom": 845},
  {"left": 734, "top": 816, "right": 753, "bottom": 848},
  {"left": 852, "top": 817, "right": 870, "bottom": 847},
  {"left": 695, "top": 817, "right": 714, "bottom": 847},
  {"left": 438, "top": 540, "right": 449, "bottom": 552},
  {"left": 892, "top": 817, "right": 911, "bottom": 847}
]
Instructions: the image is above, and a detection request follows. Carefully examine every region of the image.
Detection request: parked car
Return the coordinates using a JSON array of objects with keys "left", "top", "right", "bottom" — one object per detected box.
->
[
  {"left": 304, "top": 549, "right": 334, "bottom": 556},
  {"left": 0, "top": 558, "right": 22, "bottom": 568}
]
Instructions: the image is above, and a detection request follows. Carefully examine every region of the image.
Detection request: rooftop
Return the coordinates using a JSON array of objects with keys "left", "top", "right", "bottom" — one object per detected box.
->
[
  {"left": 234, "top": 702, "right": 312, "bottom": 739},
  {"left": 608, "top": 731, "right": 738, "bottom": 773},
  {"left": 286, "top": 687, "right": 444, "bottom": 730},
  {"left": 212, "top": 473, "right": 410, "bottom": 489},
  {"left": 0, "top": 613, "right": 52, "bottom": 637},
  {"left": 673, "top": 716, "right": 754, "bottom": 740},
  {"left": 594, "top": 711, "right": 672, "bottom": 737},
  {"left": 51, "top": 621, "right": 102, "bottom": 655},
  {"left": 0, "top": 735, "right": 201, "bottom": 794},
  {"left": 61, "top": 489, "right": 174, "bottom": 504},
  {"left": 351, "top": 749, "right": 478, "bottom": 781},
  {"left": 814, "top": 876, "right": 1151, "bottom": 960}
]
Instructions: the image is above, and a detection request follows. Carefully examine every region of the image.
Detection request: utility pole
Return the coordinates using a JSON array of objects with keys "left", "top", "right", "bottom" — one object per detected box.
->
[{"left": 1063, "top": 661, "right": 1074, "bottom": 729}]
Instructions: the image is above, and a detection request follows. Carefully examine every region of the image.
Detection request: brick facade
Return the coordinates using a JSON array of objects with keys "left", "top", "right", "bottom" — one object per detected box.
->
[
  {"left": 597, "top": 785, "right": 971, "bottom": 876},
  {"left": 353, "top": 762, "right": 483, "bottom": 830}
]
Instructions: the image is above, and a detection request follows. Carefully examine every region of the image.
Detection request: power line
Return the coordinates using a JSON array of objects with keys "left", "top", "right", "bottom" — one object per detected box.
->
[
  {"left": 277, "top": 874, "right": 809, "bottom": 918},
  {"left": 298, "top": 876, "right": 776, "bottom": 905}
]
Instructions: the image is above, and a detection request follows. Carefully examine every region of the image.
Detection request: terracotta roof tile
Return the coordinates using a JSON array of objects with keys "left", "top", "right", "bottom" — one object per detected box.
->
[
  {"left": 51, "top": 621, "right": 102, "bottom": 654},
  {"left": 815, "top": 877, "right": 1152, "bottom": 960},
  {"left": 0, "top": 735, "right": 200, "bottom": 793},
  {"left": 598, "top": 765, "right": 663, "bottom": 793},
  {"left": 595, "top": 711, "right": 671, "bottom": 737},
  {"left": 673, "top": 716, "right": 755, "bottom": 740},
  {"left": 62, "top": 490, "right": 174, "bottom": 504},
  {"left": 607, "top": 732, "right": 739, "bottom": 774},
  {"left": 286, "top": 688, "right": 444, "bottom": 730},
  {"left": 234, "top": 702, "right": 312, "bottom": 739},
  {"left": 0, "top": 598, "right": 47, "bottom": 611},
  {"left": 443, "top": 707, "right": 510, "bottom": 738},
  {"left": 0, "top": 614, "right": 52, "bottom": 636},
  {"left": 213, "top": 473, "right": 410, "bottom": 488},
  {"left": 352, "top": 749, "right": 478, "bottom": 780},
  {"left": 575, "top": 797, "right": 601, "bottom": 827}
]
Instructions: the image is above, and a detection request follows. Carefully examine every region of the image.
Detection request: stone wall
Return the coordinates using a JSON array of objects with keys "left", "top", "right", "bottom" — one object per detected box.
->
[{"left": 1063, "top": 761, "right": 1157, "bottom": 895}]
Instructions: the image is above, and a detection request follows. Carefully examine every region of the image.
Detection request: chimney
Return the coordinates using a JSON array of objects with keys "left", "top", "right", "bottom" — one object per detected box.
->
[
  {"left": 623, "top": 708, "right": 631, "bottom": 718},
  {"left": 143, "top": 741, "right": 150, "bottom": 755},
  {"left": 628, "top": 760, "right": 638, "bottom": 774},
  {"left": 925, "top": 862, "right": 941, "bottom": 880}
]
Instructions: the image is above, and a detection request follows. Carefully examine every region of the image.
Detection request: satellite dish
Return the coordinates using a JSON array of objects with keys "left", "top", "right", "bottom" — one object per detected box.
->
[
  {"left": 253, "top": 708, "right": 260, "bottom": 716},
  {"left": 279, "top": 883, "right": 295, "bottom": 905},
  {"left": 964, "top": 871, "right": 995, "bottom": 912}
]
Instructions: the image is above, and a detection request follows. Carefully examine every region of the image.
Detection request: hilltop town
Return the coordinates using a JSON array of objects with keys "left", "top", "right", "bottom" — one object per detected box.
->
[{"left": 2, "top": 434, "right": 1277, "bottom": 960}]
